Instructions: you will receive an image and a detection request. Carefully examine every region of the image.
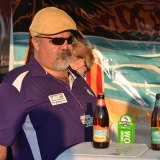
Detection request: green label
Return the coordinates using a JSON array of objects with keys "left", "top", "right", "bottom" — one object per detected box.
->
[
  {"left": 118, "top": 114, "right": 135, "bottom": 143},
  {"left": 151, "top": 127, "right": 160, "bottom": 144},
  {"left": 118, "top": 130, "right": 133, "bottom": 143},
  {"left": 94, "top": 129, "right": 107, "bottom": 136}
]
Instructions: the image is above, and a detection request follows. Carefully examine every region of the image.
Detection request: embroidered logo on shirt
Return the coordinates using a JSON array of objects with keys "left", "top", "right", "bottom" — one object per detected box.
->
[{"left": 48, "top": 93, "right": 67, "bottom": 106}]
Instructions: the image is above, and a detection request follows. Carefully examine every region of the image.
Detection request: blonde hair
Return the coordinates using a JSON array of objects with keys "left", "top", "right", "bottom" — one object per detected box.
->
[{"left": 72, "top": 41, "right": 95, "bottom": 69}]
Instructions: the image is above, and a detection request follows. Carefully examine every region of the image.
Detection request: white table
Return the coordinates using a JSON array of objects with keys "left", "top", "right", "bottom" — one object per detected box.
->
[{"left": 56, "top": 142, "right": 160, "bottom": 160}]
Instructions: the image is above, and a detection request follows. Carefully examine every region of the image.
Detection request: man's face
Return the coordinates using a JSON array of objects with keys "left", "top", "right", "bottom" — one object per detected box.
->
[{"left": 33, "top": 31, "right": 73, "bottom": 71}]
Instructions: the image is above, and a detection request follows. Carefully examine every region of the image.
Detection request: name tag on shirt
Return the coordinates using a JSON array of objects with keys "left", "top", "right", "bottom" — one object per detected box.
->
[{"left": 48, "top": 93, "right": 67, "bottom": 106}]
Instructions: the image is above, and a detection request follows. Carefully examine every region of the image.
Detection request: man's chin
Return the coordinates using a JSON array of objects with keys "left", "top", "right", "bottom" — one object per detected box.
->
[{"left": 54, "top": 65, "right": 70, "bottom": 71}]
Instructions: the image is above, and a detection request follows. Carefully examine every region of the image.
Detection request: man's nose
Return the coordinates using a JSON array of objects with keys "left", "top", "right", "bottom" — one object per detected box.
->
[{"left": 60, "top": 41, "right": 69, "bottom": 50}]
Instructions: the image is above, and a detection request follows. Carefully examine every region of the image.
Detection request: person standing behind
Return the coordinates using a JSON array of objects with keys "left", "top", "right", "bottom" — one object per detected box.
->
[
  {"left": 0, "top": 7, "right": 96, "bottom": 160},
  {"left": 70, "top": 41, "right": 95, "bottom": 76}
]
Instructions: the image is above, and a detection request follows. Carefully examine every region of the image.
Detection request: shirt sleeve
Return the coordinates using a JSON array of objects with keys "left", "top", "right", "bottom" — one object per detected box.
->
[{"left": 0, "top": 83, "right": 26, "bottom": 146}]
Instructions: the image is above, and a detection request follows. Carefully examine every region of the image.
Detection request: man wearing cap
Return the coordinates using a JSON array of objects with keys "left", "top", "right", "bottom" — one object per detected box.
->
[{"left": 0, "top": 7, "right": 96, "bottom": 160}]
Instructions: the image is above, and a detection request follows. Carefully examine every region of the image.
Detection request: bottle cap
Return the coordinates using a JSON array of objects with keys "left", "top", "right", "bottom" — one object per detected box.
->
[{"left": 97, "top": 92, "right": 105, "bottom": 98}]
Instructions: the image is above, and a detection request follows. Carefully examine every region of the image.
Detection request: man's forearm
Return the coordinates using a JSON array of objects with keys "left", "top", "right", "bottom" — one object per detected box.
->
[{"left": 0, "top": 145, "right": 7, "bottom": 160}]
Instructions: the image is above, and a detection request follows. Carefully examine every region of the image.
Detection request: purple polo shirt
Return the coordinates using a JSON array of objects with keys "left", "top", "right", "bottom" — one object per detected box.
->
[{"left": 0, "top": 56, "right": 96, "bottom": 160}]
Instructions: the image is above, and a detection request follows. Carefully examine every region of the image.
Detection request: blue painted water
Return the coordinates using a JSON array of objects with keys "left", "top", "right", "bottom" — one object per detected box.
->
[{"left": 85, "top": 35, "right": 160, "bottom": 109}]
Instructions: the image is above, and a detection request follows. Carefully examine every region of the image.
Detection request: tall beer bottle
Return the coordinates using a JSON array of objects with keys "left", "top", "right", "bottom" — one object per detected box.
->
[
  {"left": 93, "top": 92, "right": 109, "bottom": 148},
  {"left": 151, "top": 93, "right": 160, "bottom": 150}
]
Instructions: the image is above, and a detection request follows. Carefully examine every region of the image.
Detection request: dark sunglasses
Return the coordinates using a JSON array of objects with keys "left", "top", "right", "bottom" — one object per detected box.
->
[{"left": 38, "top": 36, "right": 74, "bottom": 45}]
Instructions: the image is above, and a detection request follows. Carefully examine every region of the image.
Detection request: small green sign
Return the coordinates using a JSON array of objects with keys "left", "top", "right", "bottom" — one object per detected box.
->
[{"left": 118, "top": 114, "right": 135, "bottom": 143}]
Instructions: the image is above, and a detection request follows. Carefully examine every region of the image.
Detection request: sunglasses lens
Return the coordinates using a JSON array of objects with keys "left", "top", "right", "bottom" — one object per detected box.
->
[
  {"left": 51, "top": 36, "right": 73, "bottom": 45},
  {"left": 67, "top": 36, "right": 73, "bottom": 44},
  {"left": 51, "top": 38, "right": 65, "bottom": 45}
]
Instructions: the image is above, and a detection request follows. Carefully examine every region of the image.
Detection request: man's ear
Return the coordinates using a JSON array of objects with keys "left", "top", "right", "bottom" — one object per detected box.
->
[{"left": 31, "top": 38, "right": 40, "bottom": 51}]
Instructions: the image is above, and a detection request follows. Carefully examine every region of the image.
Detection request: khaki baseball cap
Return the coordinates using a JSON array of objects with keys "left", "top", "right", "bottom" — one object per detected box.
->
[{"left": 29, "top": 7, "right": 77, "bottom": 37}]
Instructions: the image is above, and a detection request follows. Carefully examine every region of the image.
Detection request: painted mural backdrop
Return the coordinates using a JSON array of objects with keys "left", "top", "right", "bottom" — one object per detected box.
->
[{"left": 11, "top": 1, "right": 160, "bottom": 137}]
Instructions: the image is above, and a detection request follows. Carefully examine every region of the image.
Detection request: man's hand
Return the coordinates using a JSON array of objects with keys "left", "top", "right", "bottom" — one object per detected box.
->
[{"left": 0, "top": 145, "right": 7, "bottom": 160}]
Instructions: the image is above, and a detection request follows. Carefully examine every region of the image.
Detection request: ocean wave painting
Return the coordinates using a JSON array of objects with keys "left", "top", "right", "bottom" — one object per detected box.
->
[{"left": 85, "top": 35, "right": 160, "bottom": 111}]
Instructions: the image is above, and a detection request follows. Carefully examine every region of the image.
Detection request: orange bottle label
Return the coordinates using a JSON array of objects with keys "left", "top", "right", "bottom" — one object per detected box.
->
[{"left": 93, "top": 125, "right": 109, "bottom": 142}]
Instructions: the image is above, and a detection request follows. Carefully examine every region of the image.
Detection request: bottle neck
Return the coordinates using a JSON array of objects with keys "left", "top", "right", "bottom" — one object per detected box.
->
[
  {"left": 155, "top": 99, "right": 160, "bottom": 107},
  {"left": 97, "top": 98, "right": 106, "bottom": 106}
]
